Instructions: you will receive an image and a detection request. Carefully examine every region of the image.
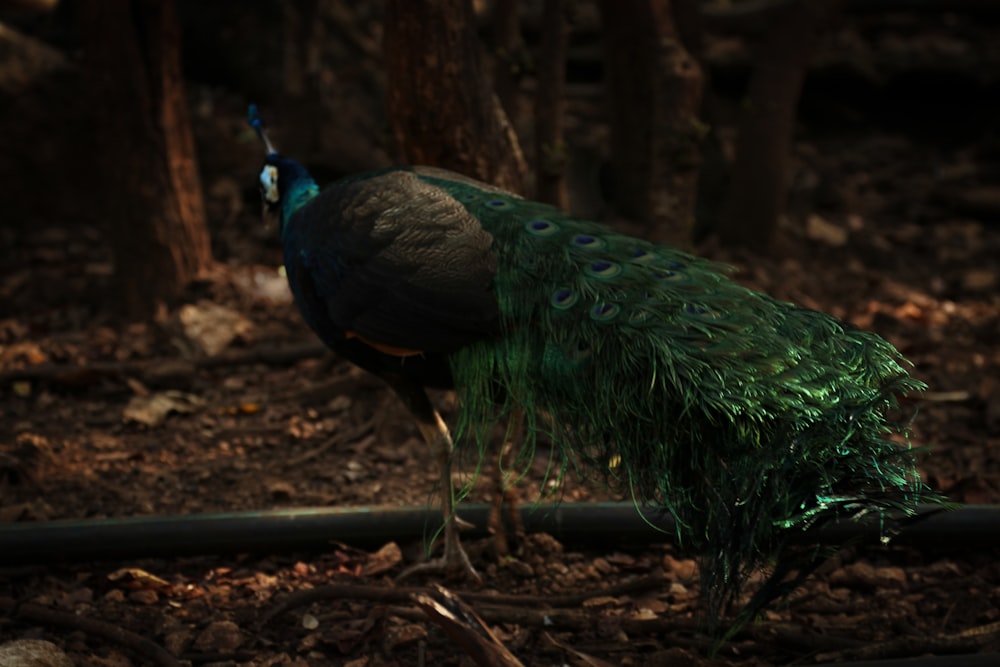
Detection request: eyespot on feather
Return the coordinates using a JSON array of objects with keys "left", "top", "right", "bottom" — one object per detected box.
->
[
  {"left": 572, "top": 234, "right": 607, "bottom": 250},
  {"left": 656, "top": 269, "right": 687, "bottom": 282},
  {"left": 590, "top": 302, "right": 621, "bottom": 321},
  {"left": 551, "top": 287, "right": 578, "bottom": 310},
  {"left": 587, "top": 260, "right": 622, "bottom": 278},
  {"left": 526, "top": 219, "right": 560, "bottom": 236}
]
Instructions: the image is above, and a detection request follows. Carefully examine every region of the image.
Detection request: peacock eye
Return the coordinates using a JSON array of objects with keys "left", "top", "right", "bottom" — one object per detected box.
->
[
  {"left": 586, "top": 260, "right": 622, "bottom": 278},
  {"left": 526, "top": 219, "right": 560, "bottom": 236},
  {"left": 571, "top": 234, "right": 607, "bottom": 250},
  {"left": 590, "top": 302, "right": 620, "bottom": 321},
  {"left": 551, "top": 287, "right": 578, "bottom": 310},
  {"left": 655, "top": 269, "right": 688, "bottom": 282},
  {"left": 487, "top": 199, "right": 509, "bottom": 208}
]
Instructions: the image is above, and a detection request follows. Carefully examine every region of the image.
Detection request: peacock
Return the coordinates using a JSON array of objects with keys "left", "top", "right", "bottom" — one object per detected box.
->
[{"left": 249, "top": 106, "right": 933, "bottom": 626}]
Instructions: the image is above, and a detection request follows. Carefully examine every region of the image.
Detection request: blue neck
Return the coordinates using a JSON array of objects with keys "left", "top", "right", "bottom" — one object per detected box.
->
[
  {"left": 268, "top": 155, "right": 320, "bottom": 235},
  {"left": 281, "top": 177, "right": 320, "bottom": 232}
]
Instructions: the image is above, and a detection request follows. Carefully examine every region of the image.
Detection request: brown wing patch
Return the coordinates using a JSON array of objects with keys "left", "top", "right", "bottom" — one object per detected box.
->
[{"left": 345, "top": 330, "right": 424, "bottom": 357}]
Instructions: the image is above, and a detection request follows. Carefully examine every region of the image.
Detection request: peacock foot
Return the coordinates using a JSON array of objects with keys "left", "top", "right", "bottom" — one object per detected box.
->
[
  {"left": 395, "top": 529, "right": 483, "bottom": 586},
  {"left": 487, "top": 487, "right": 525, "bottom": 558}
]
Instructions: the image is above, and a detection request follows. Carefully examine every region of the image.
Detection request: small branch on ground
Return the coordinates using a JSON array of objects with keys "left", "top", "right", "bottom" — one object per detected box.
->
[
  {"left": 285, "top": 419, "right": 376, "bottom": 467},
  {"left": 0, "top": 340, "right": 329, "bottom": 389},
  {"left": 258, "top": 573, "right": 672, "bottom": 626},
  {"left": 413, "top": 584, "right": 525, "bottom": 667},
  {"left": 0, "top": 596, "right": 180, "bottom": 667},
  {"left": 544, "top": 631, "right": 616, "bottom": 667},
  {"left": 388, "top": 603, "right": 708, "bottom": 648},
  {"left": 816, "top": 621, "right": 1000, "bottom": 663}
]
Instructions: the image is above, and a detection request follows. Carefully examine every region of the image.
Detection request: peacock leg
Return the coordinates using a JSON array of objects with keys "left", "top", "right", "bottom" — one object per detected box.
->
[
  {"left": 389, "top": 379, "right": 482, "bottom": 584},
  {"left": 489, "top": 406, "right": 526, "bottom": 556}
]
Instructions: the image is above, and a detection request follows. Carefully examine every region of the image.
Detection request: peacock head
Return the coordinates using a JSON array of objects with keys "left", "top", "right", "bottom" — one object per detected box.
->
[
  {"left": 258, "top": 154, "right": 286, "bottom": 213},
  {"left": 247, "top": 105, "right": 319, "bottom": 226},
  {"left": 248, "top": 104, "right": 282, "bottom": 212}
]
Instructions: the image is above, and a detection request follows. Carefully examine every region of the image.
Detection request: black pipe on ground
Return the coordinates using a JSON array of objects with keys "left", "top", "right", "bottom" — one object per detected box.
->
[
  {"left": 0, "top": 503, "right": 997, "bottom": 566},
  {"left": 2, "top": 504, "right": 1000, "bottom": 667},
  {"left": 827, "top": 655, "right": 1000, "bottom": 667}
]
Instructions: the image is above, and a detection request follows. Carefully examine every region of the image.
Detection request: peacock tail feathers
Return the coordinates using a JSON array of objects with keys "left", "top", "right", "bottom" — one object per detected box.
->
[{"left": 417, "top": 169, "right": 928, "bottom": 620}]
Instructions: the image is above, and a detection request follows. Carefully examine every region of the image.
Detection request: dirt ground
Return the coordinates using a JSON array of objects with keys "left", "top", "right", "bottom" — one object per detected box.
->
[{"left": 3, "top": 8, "right": 1000, "bottom": 667}]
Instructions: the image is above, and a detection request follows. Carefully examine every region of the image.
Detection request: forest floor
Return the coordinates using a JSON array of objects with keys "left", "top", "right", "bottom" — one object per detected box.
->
[{"left": 3, "top": 14, "right": 1000, "bottom": 667}]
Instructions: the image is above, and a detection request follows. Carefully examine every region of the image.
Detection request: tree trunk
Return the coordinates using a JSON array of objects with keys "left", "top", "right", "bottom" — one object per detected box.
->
[
  {"left": 280, "top": 0, "right": 325, "bottom": 160},
  {"left": 718, "top": 0, "right": 843, "bottom": 252},
  {"left": 491, "top": 0, "right": 523, "bottom": 122},
  {"left": 77, "top": 0, "right": 211, "bottom": 320},
  {"left": 671, "top": 0, "right": 729, "bottom": 241},
  {"left": 384, "top": 0, "right": 526, "bottom": 192},
  {"left": 599, "top": 0, "right": 704, "bottom": 247},
  {"left": 534, "top": 0, "right": 568, "bottom": 208}
]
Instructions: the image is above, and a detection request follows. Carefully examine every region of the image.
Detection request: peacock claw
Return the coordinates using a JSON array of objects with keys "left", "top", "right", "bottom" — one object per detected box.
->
[
  {"left": 453, "top": 515, "right": 476, "bottom": 531},
  {"left": 395, "top": 538, "right": 483, "bottom": 586}
]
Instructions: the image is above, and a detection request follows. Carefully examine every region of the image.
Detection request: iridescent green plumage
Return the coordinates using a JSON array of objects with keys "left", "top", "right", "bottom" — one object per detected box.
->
[
  {"left": 258, "top": 143, "right": 931, "bottom": 629},
  {"left": 420, "top": 172, "right": 928, "bottom": 621}
]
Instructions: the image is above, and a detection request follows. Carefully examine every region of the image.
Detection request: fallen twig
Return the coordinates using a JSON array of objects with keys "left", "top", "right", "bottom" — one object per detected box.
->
[
  {"left": 286, "top": 419, "right": 376, "bottom": 467},
  {"left": 543, "top": 631, "right": 615, "bottom": 667},
  {"left": 387, "top": 603, "right": 708, "bottom": 646},
  {"left": 258, "top": 573, "right": 670, "bottom": 626},
  {"left": 256, "top": 575, "right": 709, "bottom": 651},
  {"left": 0, "top": 595, "right": 180, "bottom": 667},
  {"left": 413, "top": 585, "right": 525, "bottom": 667},
  {"left": 462, "top": 572, "right": 671, "bottom": 607},
  {"left": 0, "top": 340, "right": 328, "bottom": 389},
  {"left": 257, "top": 582, "right": 414, "bottom": 626},
  {"left": 816, "top": 621, "right": 1000, "bottom": 662}
]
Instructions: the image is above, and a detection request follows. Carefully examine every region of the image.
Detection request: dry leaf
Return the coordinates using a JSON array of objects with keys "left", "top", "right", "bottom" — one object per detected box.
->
[
  {"left": 174, "top": 300, "right": 254, "bottom": 357},
  {"left": 805, "top": 214, "right": 848, "bottom": 247},
  {"left": 123, "top": 390, "right": 205, "bottom": 426},
  {"left": 362, "top": 542, "right": 403, "bottom": 576},
  {"left": 108, "top": 567, "right": 174, "bottom": 592}
]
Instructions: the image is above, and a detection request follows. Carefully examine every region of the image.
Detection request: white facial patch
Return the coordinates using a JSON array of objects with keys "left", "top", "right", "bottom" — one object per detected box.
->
[{"left": 260, "top": 165, "right": 280, "bottom": 204}]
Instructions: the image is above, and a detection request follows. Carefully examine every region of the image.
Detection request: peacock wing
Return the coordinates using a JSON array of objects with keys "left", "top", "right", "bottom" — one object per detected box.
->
[{"left": 283, "top": 169, "right": 501, "bottom": 355}]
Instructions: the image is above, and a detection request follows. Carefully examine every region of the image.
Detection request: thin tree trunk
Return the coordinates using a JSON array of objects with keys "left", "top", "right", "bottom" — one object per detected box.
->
[
  {"left": 280, "top": 0, "right": 325, "bottom": 159},
  {"left": 534, "top": 0, "right": 568, "bottom": 208},
  {"left": 384, "top": 0, "right": 526, "bottom": 192},
  {"left": 77, "top": 0, "right": 211, "bottom": 320},
  {"left": 672, "top": 0, "right": 729, "bottom": 240},
  {"left": 492, "top": 0, "right": 523, "bottom": 121},
  {"left": 718, "top": 0, "right": 843, "bottom": 252},
  {"left": 599, "top": 0, "right": 704, "bottom": 246}
]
